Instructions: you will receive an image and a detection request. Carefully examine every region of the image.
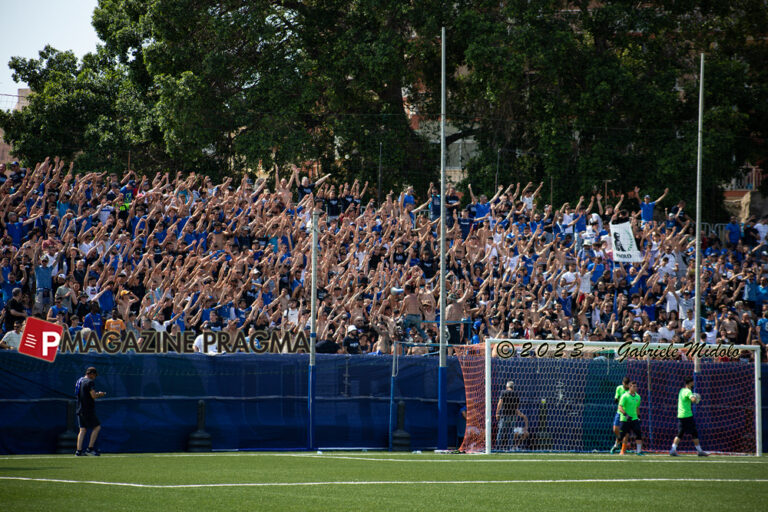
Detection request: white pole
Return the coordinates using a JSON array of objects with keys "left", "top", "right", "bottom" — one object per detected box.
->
[
  {"left": 439, "top": 27, "right": 447, "bottom": 369},
  {"left": 485, "top": 339, "right": 492, "bottom": 454},
  {"left": 378, "top": 141, "right": 383, "bottom": 205},
  {"left": 437, "top": 25, "right": 448, "bottom": 451},
  {"left": 694, "top": 53, "right": 704, "bottom": 368},
  {"left": 756, "top": 352, "right": 763, "bottom": 456},
  {"left": 310, "top": 211, "right": 318, "bottom": 365},
  {"left": 308, "top": 210, "right": 319, "bottom": 449}
]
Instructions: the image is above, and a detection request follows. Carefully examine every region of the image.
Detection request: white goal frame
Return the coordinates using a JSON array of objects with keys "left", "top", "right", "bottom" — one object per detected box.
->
[{"left": 483, "top": 339, "right": 762, "bottom": 456}]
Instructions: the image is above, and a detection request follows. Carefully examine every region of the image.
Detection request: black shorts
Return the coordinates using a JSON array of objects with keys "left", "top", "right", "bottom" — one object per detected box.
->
[
  {"left": 620, "top": 419, "right": 642, "bottom": 440},
  {"left": 677, "top": 416, "right": 698, "bottom": 438},
  {"left": 78, "top": 412, "right": 100, "bottom": 429}
]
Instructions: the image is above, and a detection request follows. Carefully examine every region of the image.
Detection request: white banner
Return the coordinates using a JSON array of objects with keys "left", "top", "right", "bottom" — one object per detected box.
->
[{"left": 609, "top": 221, "right": 642, "bottom": 262}]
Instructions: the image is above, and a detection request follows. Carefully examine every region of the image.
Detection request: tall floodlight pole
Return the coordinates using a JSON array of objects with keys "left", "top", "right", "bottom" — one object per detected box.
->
[
  {"left": 308, "top": 210, "right": 319, "bottom": 450},
  {"left": 694, "top": 54, "right": 704, "bottom": 380},
  {"left": 378, "top": 141, "right": 383, "bottom": 205},
  {"left": 437, "top": 26, "right": 448, "bottom": 451},
  {"left": 550, "top": 175, "right": 554, "bottom": 207}
]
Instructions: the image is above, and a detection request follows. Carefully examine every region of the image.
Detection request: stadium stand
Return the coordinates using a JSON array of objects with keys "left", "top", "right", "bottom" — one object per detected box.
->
[{"left": 1, "top": 158, "right": 767, "bottom": 362}]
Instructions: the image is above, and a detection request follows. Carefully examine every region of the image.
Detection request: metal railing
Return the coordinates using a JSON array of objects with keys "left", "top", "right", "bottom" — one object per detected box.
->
[
  {"left": 724, "top": 166, "right": 764, "bottom": 191},
  {"left": 701, "top": 222, "right": 727, "bottom": 243}
]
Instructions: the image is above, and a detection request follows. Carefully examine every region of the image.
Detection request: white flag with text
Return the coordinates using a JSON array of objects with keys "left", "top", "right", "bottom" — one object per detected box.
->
[{"left": 609, "top": 221, "right": 642, "bottom": 262}]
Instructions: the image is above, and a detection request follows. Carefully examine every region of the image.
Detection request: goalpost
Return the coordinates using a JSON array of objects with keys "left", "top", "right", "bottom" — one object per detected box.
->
[{"left": 455, "top": 340, "right": 762, "bottom": 456}]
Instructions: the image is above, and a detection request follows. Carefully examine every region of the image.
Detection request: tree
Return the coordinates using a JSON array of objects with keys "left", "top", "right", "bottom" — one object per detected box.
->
[
  {"left": 89, "top": 0, "right": 452, "bottom": 191},
  {"left": 0, "top": 45, "right": 170, "bottom": 174},
  {"left": 2, "top": 0, "right": 765, "bottom": 218},
  {"left": 449, "top": 1, "right": 767, "bottom": 220}
]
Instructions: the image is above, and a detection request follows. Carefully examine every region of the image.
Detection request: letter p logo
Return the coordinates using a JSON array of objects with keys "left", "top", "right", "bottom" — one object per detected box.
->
[
  {"left": 19, "top": 317, "right": 63, "bottom": 363},
  {"left": 42, "top": 331, "right": 61, "bottom": 357}
]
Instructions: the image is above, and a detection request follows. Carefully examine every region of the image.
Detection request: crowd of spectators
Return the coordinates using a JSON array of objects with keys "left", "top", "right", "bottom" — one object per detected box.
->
[{"left": 0, "top": 158, "right": 766, "bottom": 361}]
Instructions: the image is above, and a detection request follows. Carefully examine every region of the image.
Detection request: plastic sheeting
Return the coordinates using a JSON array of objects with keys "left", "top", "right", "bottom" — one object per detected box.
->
[{"left": 0, "top": 352, "right": 466, "bottom": 454}]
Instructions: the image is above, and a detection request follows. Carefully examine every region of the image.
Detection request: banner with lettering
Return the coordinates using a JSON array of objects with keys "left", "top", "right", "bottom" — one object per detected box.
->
[{"left": 608, "top": 221, "right": 642, "bottom": 262}]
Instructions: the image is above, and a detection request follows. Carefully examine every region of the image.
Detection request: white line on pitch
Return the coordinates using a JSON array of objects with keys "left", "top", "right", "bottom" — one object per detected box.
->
[
  {"left": 0, "top": 453, "right": 295, "bottom": 460},
  {"left": 279, "top": 454, "right": 768, "bottom": 464},
  {"left": 0, "top": 476, "right": 767, "bottom": 488},
  {"left": 0, "top": 453, "right": 766, "bottom": 464}
]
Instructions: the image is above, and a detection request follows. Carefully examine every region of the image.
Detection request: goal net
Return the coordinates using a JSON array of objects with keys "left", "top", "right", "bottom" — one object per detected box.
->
[{"left": 456, "top": 340, "right": 762, "bottom": 455}]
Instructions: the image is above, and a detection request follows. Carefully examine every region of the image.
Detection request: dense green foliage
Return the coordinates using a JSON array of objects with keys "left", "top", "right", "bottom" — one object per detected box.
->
[{"left": 1, "top": 1, "right": 766, "bottom": 217}]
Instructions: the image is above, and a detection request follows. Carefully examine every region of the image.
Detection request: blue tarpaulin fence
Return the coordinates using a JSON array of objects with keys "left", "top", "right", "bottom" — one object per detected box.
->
[
  {"left": 0, "top": 352, "right": 465, "bottom": 454},
  {"left": 0, "top": 352, "right": 765, "bottom": 454}
]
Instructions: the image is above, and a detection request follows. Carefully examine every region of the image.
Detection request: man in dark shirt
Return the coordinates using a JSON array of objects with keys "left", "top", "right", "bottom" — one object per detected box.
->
[
  {"left": 495, "top": 381, "right": 528, "bottom": 451},
  {"left": 316, "top": 337, "right": 341, "bottom": 354},
  {"left": 457, "top": 209, "right": 474, "bottom": 240},
  {"left": 75, "top": 367, "right": 106, "bottom": 456},
  {"left": 3, "top": 288, "right": 26, "bottom": 332},
  {"left": 427, "top": 182, "right": 441, "bottom": 222},
  {"left": 295, "top": 170, "right": 331, "bottom": 202},
  {"left": 509, "top": 320, "right": 525, "bottom": 339},
  {"left": 83, "top": 303, "right": 103, "bottom": 339},
  {"left": 445, "top": 186, "right": 461, "bottom": 228},
  {"left": 343, "top": 325, "right": 362, "bottom": 354},
  {"left": 325, "top": 193, "right": 342, "bottom": 220},
  {"left": 669, "top": 200, "right": 687, "bottom": 224}
]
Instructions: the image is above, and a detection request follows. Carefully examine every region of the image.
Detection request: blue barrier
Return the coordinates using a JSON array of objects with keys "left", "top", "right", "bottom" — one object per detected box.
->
[
  {"left": 0, "top": 352, "right": 465, "bottom": 454},
  {"left": 0, "top": 352, "right": 765, "bottom": 454}
]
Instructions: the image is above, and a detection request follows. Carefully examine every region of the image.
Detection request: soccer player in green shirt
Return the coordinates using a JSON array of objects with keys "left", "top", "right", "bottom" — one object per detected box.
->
[
  {"left": 670, "top": 376, "right": 708, "bottom": 456},
  {"left": 610, "top": 377, "right": 630, "bottom": 454},
  {"left": 618, "top": 381, "right": 643, "bottom": 455}
]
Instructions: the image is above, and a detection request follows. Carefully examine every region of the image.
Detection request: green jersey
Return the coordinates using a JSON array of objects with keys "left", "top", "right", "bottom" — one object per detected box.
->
[
  {"left": 614, "top": 385, "right": 627, "bottom": 412},
  {"left": 619, "top": 392, "right": 641, "bottom": 421},
  {"left": 678, "top": 387, "right": 694, "bottom": 418}
]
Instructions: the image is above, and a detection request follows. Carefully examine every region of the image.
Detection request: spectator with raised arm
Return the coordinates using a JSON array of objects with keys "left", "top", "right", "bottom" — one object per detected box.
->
[{"left": 635, "top": 186, "right": 668, "bottom": 227}]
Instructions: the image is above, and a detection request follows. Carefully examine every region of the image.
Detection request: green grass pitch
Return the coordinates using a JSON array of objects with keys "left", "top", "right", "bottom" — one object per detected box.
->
[{"left": 1, "top": 452, "right": 766, "bottom": 511}]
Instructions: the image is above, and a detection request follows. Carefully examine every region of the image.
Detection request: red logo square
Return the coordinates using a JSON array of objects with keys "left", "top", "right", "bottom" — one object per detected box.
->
[{"left": 18, "top": 317, "right": 63, "bottom": 363}]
